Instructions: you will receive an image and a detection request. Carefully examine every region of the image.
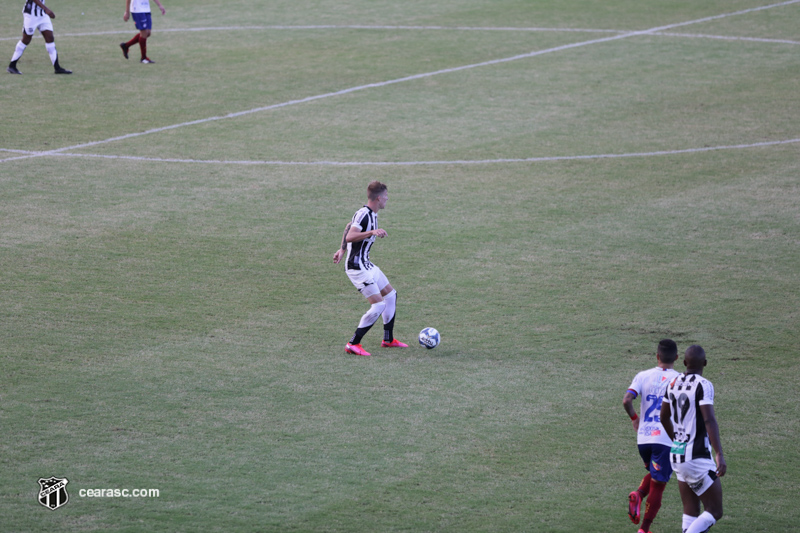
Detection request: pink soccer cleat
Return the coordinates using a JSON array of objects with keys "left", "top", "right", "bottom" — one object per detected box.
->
[
  {"left": 345, "top": 343, "right": 371, "bottom": 356},
  {"left": 628, "top": 491, "right": 642, "bottom": 524},
  {"left": 381, "top": 339, "right": 408, "bottom": 348}
]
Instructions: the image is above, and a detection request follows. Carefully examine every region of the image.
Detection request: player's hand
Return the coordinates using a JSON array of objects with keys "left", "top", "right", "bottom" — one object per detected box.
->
[
  {"left": 46, "top": 8, "right": 55, "bottom": 18},
  {"left": 632, "top": 417, "right": 640, "bottom": 432},
  {"left": 373, "top": 229, "right": 387, "bottom": 238},
  {"left": 160, "top": 6, "right": 166, "bottom": 15},
  {"left": 123, "top": 12, "right": 130, "bottom": 22},
  {"left": 715, "top": 453, "right": 727, "bottom": 477},
  {"left": 333, "top": 249, "right": 344, "bottom": 264}
]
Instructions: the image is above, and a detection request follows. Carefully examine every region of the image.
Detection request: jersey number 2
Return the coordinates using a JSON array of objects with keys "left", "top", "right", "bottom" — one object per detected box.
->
[{"left": 644, "top": 395, "right": 663, "bottom": 423}]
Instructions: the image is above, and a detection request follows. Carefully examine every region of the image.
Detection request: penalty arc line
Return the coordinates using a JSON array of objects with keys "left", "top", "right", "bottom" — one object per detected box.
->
[
  {"left": 35, "top": 138, "right": 800, "bottom": 166},
  {"left": 0, "top": 26, "right": 626, "bottom": 42},
  {"left": 1, "top": 0, "right": 798, "bottom": 166}
]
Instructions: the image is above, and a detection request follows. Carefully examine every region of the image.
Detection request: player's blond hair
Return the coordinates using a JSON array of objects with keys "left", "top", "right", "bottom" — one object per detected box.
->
[{"left": 367, "top": 181, "right": 388, "bottom": 200}]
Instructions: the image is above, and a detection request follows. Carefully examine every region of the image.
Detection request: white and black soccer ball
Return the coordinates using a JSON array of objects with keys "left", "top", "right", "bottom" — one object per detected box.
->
[{"left": 418, "top": 327, "right": 440, "bottom": 349}]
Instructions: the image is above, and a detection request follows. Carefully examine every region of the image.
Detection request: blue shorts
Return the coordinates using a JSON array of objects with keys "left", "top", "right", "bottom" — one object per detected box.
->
[
  {"left": 132, "top": 12, "right": 152, "bottom": 31},
  {"left": 638, "top": 443, "right": 673, "bottom": 483}
]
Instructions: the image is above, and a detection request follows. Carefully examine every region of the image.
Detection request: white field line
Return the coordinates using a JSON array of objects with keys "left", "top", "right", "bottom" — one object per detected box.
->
[
  {"left": 4, "top": 26, "right": 798, "bottom": 46},
  {"left": 0, "top": 26, "right": 624, "bottom": 42},
  {"left": 1, "top": 0, "right": 798, "bottom": 166},
  {"left": 25, "top": 138, "right": 799, "bottom": 166},
  {"left": 654, "top": 32, "right": 800, "bottom": 45}
]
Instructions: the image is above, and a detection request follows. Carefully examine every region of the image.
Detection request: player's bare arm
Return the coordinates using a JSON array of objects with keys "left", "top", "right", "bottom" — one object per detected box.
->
[
  {"left": 623, "top": 391, "right": 640, "bottom": 431},
  {"left": 346, "top": 225, "right": 386, "bottom": 242},
  {"left": 340, "top": 223, "right": 351, "bottom": 250},
  {"left": 123, "top": 0, "right": 131, "bottom": 21},
  {"left": 699, "top": 404, "right": 727, "bottom": 477},
  {"left": 333, "top": 223, "right": 351, "bottom": 264},
  {"left": 152, "top": 0, "right": 166, "bottom": 15}
]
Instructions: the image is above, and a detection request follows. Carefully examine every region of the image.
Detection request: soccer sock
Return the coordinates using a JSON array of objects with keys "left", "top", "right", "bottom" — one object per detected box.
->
[
  {"left": 638, "top": 472, "right": 652, "bottom": 497},
  {"left": 682, "top": 514, "right": 697, "bottom": 533},
  {"left": 45, "top": 42, "right": 57, "bottom": 65},
  {"left": 126, "top": 34, "right": 141, "bottom": 48},
  {"left": 685, "top": 511, "right": 715, "bottom": 533},
  {"left": 640, "top": 480, "right": 666, "bottom": 532},
  {"left": 350, "top": 301, "right": 386, "bottom": 345},
  {"left": 382, "top": 290, "right": 396, "bottom": 342},
  {"left": 11, "top": 41, "right": 26, "bottom": 63},
  {"left": 140, "top": 37, "right": 147, "bottom": 59}
]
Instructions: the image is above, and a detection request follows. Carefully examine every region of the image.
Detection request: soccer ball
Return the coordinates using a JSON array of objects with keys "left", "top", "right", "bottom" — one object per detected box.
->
[{"left": 418, "top": 327, "right": 440, "bottom": 349}]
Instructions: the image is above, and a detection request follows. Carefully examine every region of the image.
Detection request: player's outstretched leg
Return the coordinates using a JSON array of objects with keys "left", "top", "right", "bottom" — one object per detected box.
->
[
  {"left": 123, "top": 34, "right": 140, "bottom": 59},
  {"left": 345, "top": 300, "right": 386, "bottom": 356},
  {"left": 8, "top": 41, "right": 26, "bottom": 74},
  {"left": 628, "top": 472, "right": 651, "bottom": 524}
]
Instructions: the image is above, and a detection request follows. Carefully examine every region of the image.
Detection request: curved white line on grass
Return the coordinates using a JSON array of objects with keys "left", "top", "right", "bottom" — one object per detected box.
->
[
  {"left": 0, "top": 26, "right": 626, "bottom": 42},
  {"left": 1, "top": 0, "right": 797, "bottom": 166},
  {"left": 43, "top": 138, "right": 800, "bottom": 166},
  {"left": 0, "top": 36, "right": 650, "bottom": 165},
  {"left": 11, "top": 0, "right": 796, "bottom": 163}
]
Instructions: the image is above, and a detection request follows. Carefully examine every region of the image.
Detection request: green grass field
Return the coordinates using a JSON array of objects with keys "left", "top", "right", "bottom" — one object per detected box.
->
[{"left": 1, "top": 0, "right": 799, "bottom": 531}]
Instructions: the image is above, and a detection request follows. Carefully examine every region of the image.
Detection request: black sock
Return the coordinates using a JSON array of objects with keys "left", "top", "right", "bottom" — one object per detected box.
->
[
  {"left": 383, "top": 316, "right": 395, "bottom": 342},
  {"left": 350, "top": 324, "right": 373, "bottom": 345}
]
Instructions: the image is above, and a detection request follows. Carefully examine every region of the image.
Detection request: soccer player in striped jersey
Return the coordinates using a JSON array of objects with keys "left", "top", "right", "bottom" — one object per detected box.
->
[
  {"left": 661, "top": 345, "right": 726, "bottom": 533},
  {"left": 333, "top": 181, "right": 408, "bottom": 356},
  {"left": 121, "top": 0, "right": 166, "bottom": 64},
  {"left": 7, "top": 0, "right": 71, "bottom": 75},
  {"left": 623, "top": 339, "right": 681, "bottom": 533}
]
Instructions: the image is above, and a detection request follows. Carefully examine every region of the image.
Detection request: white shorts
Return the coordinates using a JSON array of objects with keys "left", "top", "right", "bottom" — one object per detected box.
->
[
  {"left": 23, "top": 13, "right": 54, "bottom": 36},
  {"left": 672, "top": 457, "right": 718, "bottom": 496},
  {"left": 346, "top": 265, "right": 389, "bottom": 299}
]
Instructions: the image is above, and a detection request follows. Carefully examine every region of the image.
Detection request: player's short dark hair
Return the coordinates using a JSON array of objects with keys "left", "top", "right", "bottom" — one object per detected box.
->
[
  {"left": 657, "top": 338, "right": 678, "bottom": 364},
  {"left": 367, "top": 181, "right": 388, "bottom": 200},
  {"left": 684, "top": 344, "right": 706, "bottom": 365}
]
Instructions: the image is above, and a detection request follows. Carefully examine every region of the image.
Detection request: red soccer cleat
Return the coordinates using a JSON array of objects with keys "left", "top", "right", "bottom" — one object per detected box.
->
[
  {"left": 345, "top": 343, "right": 371, "bottom": 356},
  {"left": 381, "top": 339, "right": 408, "bottom": 348},
  {"left": 628, "top": 491, "right": 642, "bottom": 524}
]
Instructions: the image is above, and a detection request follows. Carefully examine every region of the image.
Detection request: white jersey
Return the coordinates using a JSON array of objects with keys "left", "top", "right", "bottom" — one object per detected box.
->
[
  {"left": 345, "top": 206, "right": 378, "bottom": 272},
  {"left": 663, "top": 373, "right": 715, "bottom": 463},
  {"left": 130, "top": 0, "right": 152, "bottom": 13},
  {"left": 627, "top": 366, "right": 680, "bottom": 446}
]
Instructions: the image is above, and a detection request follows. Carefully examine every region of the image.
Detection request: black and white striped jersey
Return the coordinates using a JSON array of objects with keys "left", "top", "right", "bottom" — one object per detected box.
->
[
  {"left": 23, "top": 0, "right": 46, "bottom": 17},
  {"left": 345, "top": 206, "right": 378, "bottom": 271},
  {"left": 664, "top": 373, "right": 715, "bottom": 463}
]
